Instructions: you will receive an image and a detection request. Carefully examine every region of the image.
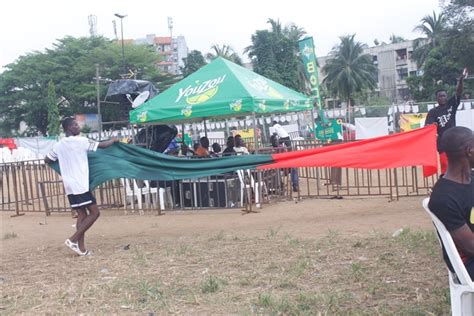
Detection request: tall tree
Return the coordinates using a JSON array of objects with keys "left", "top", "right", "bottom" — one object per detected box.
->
[
  {"left": 181, "top": 50, "right": 207, "bottom": 77},
  {"left": 206, "top": 44, "right": 242, "bottom": 65},
  {"left": 0, "top": 36, "right": 166, "bottom": 135},
  {"left": 412, "top": 11, "right": 446, "bottom": 67},
  {"left": 245, "top": 19, "right": 306, "bottom": 92},
  {"left": 47, "top": 80, "right": 60, "bottom": 136},
  {"left": 389, "top": 34, "right": 406, "bottom": 44},
  {"left": 322, "top": 35, "right": 378, "bottom": 108},
  {"left": 407, "top": 3, "right": 473, "bottom": 101}
]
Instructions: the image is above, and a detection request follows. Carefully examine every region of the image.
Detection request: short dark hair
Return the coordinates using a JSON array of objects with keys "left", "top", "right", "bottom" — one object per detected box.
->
[
  {"left": 61, "top": 117, "right": 75, "bottom": 131},
  {"left": 435, "top": 89, "right": 447, "bottom": 97},
  {"left": 226, "top": 136, "right": 234, "bottom": 147},
  {"left": 272, "top": 120, "right": 278, "bottom": 125},
  {"left": 440, "top": 126, "right": 473, "bottom": 160},
  {"left": 212, "top": 142, "right": 221, "bottom": 153},
  {"left": 200, "top": 136, "right": 209, "bottom": 148}
]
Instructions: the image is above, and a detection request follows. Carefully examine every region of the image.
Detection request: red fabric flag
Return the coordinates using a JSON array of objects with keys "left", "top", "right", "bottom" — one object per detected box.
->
[{"left": 259, "top": 125, "right": 438, "bottom": 177}]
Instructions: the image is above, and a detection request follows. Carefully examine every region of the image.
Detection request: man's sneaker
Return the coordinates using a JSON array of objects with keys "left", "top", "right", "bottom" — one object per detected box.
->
[
  {"left": 79, "top": 250, "right": 91, "bottom": 256},
  {"left": 65, "top": 239, "right": 82, "bottom": 255}
]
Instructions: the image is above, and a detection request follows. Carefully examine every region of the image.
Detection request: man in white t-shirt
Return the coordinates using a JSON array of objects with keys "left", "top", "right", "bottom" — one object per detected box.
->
[
  {"left": 272, "top": 121, "right": 291, "bottom": 148},
  {"left": 45, "top": 117, "right": 118, "bottom": 256}
]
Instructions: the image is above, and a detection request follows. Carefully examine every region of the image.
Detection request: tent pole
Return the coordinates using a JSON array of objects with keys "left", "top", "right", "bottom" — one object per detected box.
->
[
  {"left": 181, "top": 124, "right": 185, "bottom": 144},
  {"left": 225, "top": 119, "right": 229, "bottom": 138},
  {"left": 252, "top": 112, "right": 258, "bottom": 153},
  {"left": 310, "top": 107, "right": 316, "bottom": 140},
  {"left": 204, "top": 119, "right": 208, "bottom": 138}
]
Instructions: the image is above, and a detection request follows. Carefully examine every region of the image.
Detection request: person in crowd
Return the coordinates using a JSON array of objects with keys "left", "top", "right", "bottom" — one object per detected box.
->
[
  {"left": 272, "top": 120, "right": 291, "bottom": 149},
  {"left": 269, "top": 131, "right": 299, "bottom": 192},
  {"left": 195, "top": 136, "right": 210, "bottom": 157},
  {"left": 222, "top": 136, "right": 236, "bottom": 156},
  {"left": 425, "top": 68, "right": 467, "bottom": 173},
  {"left": 428, "top": 126, "right": 474, "bottom": 279},
  {"left": 44, "top": 117, "right": 118, "bottom": 256},
  {"left": 234, "top": 134, "right": 249, "bottom": 155},
  {"left": 210, "top": 142, "right": 222, "bottom": 157}
]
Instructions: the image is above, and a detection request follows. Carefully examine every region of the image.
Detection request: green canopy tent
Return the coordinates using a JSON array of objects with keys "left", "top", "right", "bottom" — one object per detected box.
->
[{"left": 129, "top": 57, "right": 313, "bottom": 147}]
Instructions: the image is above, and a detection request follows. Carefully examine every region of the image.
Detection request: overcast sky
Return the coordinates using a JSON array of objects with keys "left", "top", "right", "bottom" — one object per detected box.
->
[{"left": 1, "top": 0, "right": 441, "bottom": 70}]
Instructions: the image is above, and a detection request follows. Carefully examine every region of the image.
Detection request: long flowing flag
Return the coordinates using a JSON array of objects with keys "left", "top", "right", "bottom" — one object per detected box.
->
[
  {"left": 49, "top": 125, "right": 438, "bottom": 190},
  {"left": 298, "top": 37, "right": 327, "bottom": 124}
]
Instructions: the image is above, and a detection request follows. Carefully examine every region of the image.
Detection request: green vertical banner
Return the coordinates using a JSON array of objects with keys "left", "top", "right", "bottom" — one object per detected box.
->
[{"left": 298, "top": 37, "right": 327, "bottom": 124}]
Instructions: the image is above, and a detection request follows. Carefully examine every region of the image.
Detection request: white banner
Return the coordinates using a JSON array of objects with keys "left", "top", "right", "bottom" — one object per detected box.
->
[{"left": 355, "top": 117, "right": 389, "bottom": 139}]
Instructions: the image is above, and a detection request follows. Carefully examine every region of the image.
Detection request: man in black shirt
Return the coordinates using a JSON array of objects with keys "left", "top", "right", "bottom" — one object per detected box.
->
[
  {"left": 425, "top": 69, "right": 466, "bottom": 173},
  {"left": 429, "top": 126, "right": 474, "bottom": 278}
]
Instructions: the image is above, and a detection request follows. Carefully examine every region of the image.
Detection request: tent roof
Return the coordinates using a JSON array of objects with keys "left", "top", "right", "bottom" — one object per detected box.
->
[{"left": 129, "top": 57, "right": 312, "bottom": 124}]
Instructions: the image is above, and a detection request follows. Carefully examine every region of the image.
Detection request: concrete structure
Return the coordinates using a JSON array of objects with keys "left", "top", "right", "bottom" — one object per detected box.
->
[
  {"left": 318, "top": 40, "right": 421, "bottom": 103},
  {"left": 134, "top": 34, "right": 189, "bottom": 75}
]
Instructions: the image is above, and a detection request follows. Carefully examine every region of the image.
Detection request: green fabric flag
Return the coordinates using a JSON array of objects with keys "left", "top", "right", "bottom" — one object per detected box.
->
[
  {"left": 50, "top": 142, "right": 274, "bottom": 190},
  {"left": 298, "top": 37, "right": 327, "bottom": 124}
]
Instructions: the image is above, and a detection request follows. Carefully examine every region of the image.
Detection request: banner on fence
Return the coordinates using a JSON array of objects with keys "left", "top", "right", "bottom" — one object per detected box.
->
[{"left": 399, "top": 113, "right": 427, "bottom": 132}]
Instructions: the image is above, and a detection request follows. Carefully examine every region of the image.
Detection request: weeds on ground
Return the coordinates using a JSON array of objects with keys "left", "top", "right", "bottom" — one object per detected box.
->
[{"left": 2, "top": 232, "right": 17, "bottom": 240}]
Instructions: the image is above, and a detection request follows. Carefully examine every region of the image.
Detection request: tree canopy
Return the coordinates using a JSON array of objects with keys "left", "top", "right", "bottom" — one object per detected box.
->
[
  {"left": 245, "top": 19, "right": 306, "bottom": 93},
  {"left": 0, "top": 36, "right": 167, "bottom": 136},
  {"left": 322, "top": 35, "right": 378, "bottom": 106}
]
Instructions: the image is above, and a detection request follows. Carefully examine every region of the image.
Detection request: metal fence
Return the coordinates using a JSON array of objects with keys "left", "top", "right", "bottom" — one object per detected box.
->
[{"left": 1, "top": 155, "right": 437, "bottom": 216}]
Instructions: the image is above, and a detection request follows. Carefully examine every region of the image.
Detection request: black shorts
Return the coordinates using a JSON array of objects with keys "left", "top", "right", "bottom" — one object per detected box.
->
[{"left": 67, "top": 192, "right": 97, "bottom": 209}]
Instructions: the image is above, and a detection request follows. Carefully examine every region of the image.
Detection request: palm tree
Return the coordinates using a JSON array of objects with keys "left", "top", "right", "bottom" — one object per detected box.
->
[
  {"left": 389, "top": 34, "right": 406, "bottom": 44},
  {"left": 206, "top": 44, "right": 242, "bottom": 65},
  {"left": 322, "top": 35, "right": 378, "bottom": 115},
  {"left": 412, "top": 11, "right": 446, "bottom": 66}
]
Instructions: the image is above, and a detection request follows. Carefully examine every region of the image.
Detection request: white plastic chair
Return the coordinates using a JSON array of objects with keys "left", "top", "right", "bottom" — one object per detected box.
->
[
  {"left": 143, "top": 180, "right": 166, "bottom": 211},
  {"left": 237, "top": 170, "right": 267, "bottom": 209},
  {"left": 422, "top": 197, "right": 474, "bottom": 315}
]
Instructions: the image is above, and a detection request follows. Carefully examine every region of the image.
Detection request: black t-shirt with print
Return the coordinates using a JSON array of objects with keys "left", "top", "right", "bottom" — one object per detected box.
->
[
  {"left": 429, "top": 172, "right": 474, "bottom": 271},
  {"left": 425, "top": 95, "right": 461, "bottom": 151}
]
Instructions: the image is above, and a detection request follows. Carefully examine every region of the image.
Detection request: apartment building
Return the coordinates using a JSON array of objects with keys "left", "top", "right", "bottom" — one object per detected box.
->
[
  {"left": 318, "top": 40, "right": 421, "bottom": 103},
  {"left": 134, "top": 34, "right": 189, "bottom": 75}
]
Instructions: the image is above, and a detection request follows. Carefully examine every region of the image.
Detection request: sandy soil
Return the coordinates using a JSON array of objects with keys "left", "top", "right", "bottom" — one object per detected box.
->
[{"left": 1, "top": 196, "right": 432, "bottom": 255}]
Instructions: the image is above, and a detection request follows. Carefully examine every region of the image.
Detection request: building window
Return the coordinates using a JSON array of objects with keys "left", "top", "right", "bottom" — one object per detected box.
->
[
  {"left": 397, "top": 68, "right": 408, "bottom": 80},
  {"left": 396, "top": 49, "right": 407, "bottom": 61}
]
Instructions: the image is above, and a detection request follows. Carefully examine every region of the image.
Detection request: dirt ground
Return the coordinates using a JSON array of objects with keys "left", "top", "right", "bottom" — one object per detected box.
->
[{"left": 1, "top": 196, "right": 449, "bottom": 314}]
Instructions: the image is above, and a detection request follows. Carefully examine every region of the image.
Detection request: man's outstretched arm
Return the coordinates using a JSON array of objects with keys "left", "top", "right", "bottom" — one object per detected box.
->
[
  {"left": 98, "top": 137, "right": 119, "bottom": 149},
  {"left": 456, "top": 68, "right": 467, "bottom": 97}
]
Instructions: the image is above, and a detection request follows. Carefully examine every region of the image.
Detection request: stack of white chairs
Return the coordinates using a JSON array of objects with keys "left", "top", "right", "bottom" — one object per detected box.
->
[
  {"left": 121, "top": 179, "right": 166, "bottom": 213},
  {"left": 237, "top": 170, "right": 267, "bottom": 209}
]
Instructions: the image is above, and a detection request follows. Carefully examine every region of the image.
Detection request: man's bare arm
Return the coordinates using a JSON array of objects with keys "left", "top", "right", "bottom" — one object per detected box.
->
[
  {"left": 451, "top": 224, "right": 474, "bottom": 257},
  {"left": 98, "top": 137, "right": 119, "bottom": 149},
  {"left": 456, "top": 68, "right": 467, "bottom": 97}
]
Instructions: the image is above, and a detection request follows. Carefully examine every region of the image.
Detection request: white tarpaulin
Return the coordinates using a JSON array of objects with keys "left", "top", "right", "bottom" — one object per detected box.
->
[
  {"left": 456, "top": 108, "right": 474, "bottom": 130},
  {"left": 16, "top": 137, "right": 58, "bottom": 158},
  {"left": 355, "top": 117, "right": 389, "bottom": 139}
]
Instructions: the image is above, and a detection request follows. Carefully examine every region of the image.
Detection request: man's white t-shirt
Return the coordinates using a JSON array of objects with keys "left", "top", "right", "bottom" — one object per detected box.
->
[
  {"left": 47, "top": 136, "right": 99, "bottom": 195},
  {"left": 273, "top": 123, "right": 289, "bottom": 138}
]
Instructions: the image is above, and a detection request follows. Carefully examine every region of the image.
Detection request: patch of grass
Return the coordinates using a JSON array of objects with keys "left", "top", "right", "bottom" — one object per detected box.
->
[
  {"left": 3, "top": 232, "right": 17, "bottom": 240},
  {"left": 266, "top": 226, "right": 281, "bottom": 239},
  {"left": 278, "top": 279, "right": 297, "bottom": 289},
  {"left": 285, "top": 233, "right": 301, "bottom": 247},
  {"left": 200, "top": 275, "right": 220, "bottom": 294},
  {"left": 175, "top": 243, "right": 192, "bottom": 256},
  {"left": 137, "top": 279, "right": 164, "bottom": 303},
  {"left": 133, "top": 247, "right": 152, "bottom": 265},
  {"left": 209, "top": 230, "right": 225, "bottom": 241},
  {"left": 290, "top": 256, "right": 309, "bottom": 276},
  {"left": 257, "top": 293, "right": 274, "bottom": 308},
  {"left": 350, "top": 262, "right": 367, "bottom": 281},
  {"left": 395, "top": 228, "right": 437, "bottom": 251}
]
